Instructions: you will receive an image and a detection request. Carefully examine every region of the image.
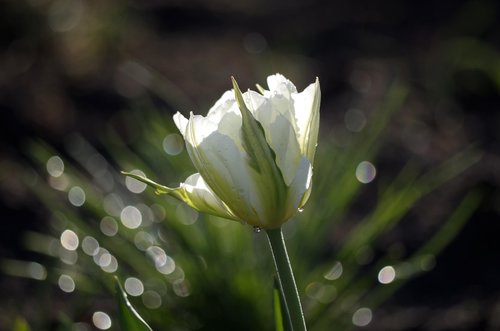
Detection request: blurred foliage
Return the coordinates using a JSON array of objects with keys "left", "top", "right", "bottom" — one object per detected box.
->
[
  {"left": 5, "top": 79, "right": 480, "bottom": 330},
  {"left": 1, "top": 0, "right": 498, "bottom": 330}
]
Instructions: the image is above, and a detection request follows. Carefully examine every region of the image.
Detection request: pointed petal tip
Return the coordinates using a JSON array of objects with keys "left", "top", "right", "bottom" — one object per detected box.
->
[{"left": 230, "top": 76, "right": 238, "bottom": 86}]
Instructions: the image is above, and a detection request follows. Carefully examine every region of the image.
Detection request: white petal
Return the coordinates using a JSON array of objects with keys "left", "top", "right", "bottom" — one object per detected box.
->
[
  {"left": 287, "top": 157, "right": 313, "bottom": 214},
  {"left": 183, "top": 110, "right": 265, "bottom": 223},
  {"left": 291, "top": 78, "right": 320, "bottom": 162},
  {"left": 267, "top": 74, "right": 298, "bottom": 96},
  {"left": 244, "top": 90, "right": 302, "bottom": 186},
  {"left": 179, "top": 173, "right": 237, "bottom": 220},
  {"left": 207, "top": 90, "right": 236, "bottom": 117},
  {"left": 173, "top": 112, "right": 189, "bottom": 136}
]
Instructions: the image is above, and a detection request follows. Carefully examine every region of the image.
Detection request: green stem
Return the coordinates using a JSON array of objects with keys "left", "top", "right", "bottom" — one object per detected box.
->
[{"left": 266, "top": 227, "right": 307, "bottom": 331}]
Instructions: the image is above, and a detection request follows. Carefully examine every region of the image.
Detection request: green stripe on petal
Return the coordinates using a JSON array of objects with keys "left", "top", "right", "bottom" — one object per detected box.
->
[{"left": 232, "top": 77, "right": 288, "bottom": 225}]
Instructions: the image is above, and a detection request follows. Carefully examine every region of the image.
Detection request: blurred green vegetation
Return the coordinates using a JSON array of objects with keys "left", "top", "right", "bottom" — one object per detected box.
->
[
  {"left": 4, "top": 79, "right": 481, "bottom": 330},
  {"left": 1, "top": 0, "right": 499, "bottom": 330}
]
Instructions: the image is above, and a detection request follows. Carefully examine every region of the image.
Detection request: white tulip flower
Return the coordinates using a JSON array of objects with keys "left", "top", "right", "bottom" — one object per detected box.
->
[{"left": 125, "top": 74, "right": 320, "bottom": 229}]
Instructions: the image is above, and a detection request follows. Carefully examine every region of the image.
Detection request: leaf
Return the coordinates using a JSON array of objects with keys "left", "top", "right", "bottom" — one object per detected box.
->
[
  {"left": 273, "top": 277, "right": 292, "bottom": 331},
  {"left": 114, "top": 276, "right": 153, "bottom": 331}
]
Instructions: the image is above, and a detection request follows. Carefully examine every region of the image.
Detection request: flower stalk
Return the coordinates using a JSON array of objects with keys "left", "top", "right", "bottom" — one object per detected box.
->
[{"left": 266, "top": 227, "right": 307, "bottom": 331}]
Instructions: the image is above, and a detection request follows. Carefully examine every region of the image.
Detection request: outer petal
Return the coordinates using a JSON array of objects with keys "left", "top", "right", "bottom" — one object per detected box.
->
[
  {"left": 279, "top": 157, "right": 312, "bottom": 220},
  {"left": 120, "top": 171, "right": 237, "bottom": 220},
  {"left": 291, "top": 78, "right": 321, "bottom": 163},
  {"left": 183, "top": 109, "right": 265, "bottom": 224},
  {"left": 178, "top": 173, "right": 238, "bottom": 220},
  {"left": 173, "top": 112, "right": 189, "bottom": 135}
]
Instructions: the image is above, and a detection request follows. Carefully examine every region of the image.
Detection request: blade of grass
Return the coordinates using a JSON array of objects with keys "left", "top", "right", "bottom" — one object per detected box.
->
[{"left": 115, "top": 276, "right": 153, "bottom": 331}]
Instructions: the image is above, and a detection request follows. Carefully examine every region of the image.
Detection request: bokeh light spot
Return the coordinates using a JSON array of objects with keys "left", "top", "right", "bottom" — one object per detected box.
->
[
  {"left": 46, "top": 156, "right": 64, "bottom": 177},
  {"left": 125, "top": 277, "right": 144, "bottom": 297},
  {"left": 243, "top": 32, "right": 267, "bottom": 54},
  {"left": 344, "top": 108, "right": 367, "bottom": 132},
  {"left": 101, "top": 255, "right": 118, "bottom": 273},
  {"left": 176, "top": 204, "right": 198, "bottom": 225},
  {"left": 59, "top": 249, "right": 78, "bottom": 265},
  {"left": 82, "top": 236, "right": 99, "bottom": 256},
  {"left": 352, "top": 307, "right": 373, "bottom": 327},
  {"left": 72, "top": 323, "right": 91, "bottom": 331},
  {"left": 146, "top": 246, "right": 167, "bottom": 268},
  {"left": 58, "top": 274, "right": 75, "bottom": 293},
  {"left": 163, "top": 134, "right": 184, "bottom": 156},
  {"left": 377, "top": 266, "right": 396, "bottom": 284},
  {"left": 324, "top": 261, "right": 343, "bottom": 280},
  {"left": 92, "top": 311, "right": 112, "bottom": 330},
  {"left": 68, "top": 186, "right": 86, "bottom": 207},
  {"left": 172, "top": 279, "right": 191, "bottom": 297},
  {"left": 355, "top": 161, "right": 376, "bottom": 184},
  {"left": 420, "top": 254, "right": 436, "bottom": 271},
  {"left": 125, "top": 170, "right": 148, "bottom": 193},
  {"left": 100, "top": 216, "right": 118, "bottom": 236},
  {"left": 49, "top": 174, "right": 69, "bottom": 191},
  {"left": 103, "top": 193, "right": 124, "bottom": 217},
  {"left": 48, "top": 0, "right": 84, "bottom": 32},
  {"left": 60, "top": 229, "right": 79, "bottom": 251},
  {"left": 120, "top": 206, "right": 142, "bottom": 229},
  {"left": 134, "top": 231, "right": 155, "bottom": 251},
  {"left": 142, "top": 290, "right": 162, "bottom": 309},
  {"left": 28, "top": 262, "right": 47, "bottom": 280}
]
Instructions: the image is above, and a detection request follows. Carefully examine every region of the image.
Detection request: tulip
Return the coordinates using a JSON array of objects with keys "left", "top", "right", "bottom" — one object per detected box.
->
[
  {"left": 124, "top": 73, "right": 319, "bottom": 331},
  {"left": 125, "top": 74, "right": 320, "bottom": 230}
]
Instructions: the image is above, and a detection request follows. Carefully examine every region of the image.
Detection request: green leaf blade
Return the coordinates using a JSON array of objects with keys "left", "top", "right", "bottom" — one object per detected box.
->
[{"left": 114, "top": 276, "right": 153, "bottom": 331}]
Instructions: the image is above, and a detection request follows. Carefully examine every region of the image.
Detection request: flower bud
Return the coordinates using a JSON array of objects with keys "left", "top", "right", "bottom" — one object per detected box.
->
[{"left": 125, "top": 74, "right": 320, "bottom": 229}]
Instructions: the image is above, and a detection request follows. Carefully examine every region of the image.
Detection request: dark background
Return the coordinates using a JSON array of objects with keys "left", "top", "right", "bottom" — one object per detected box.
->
[{"left": 1, "top": 0, "right": 500, "bottom": 330}]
